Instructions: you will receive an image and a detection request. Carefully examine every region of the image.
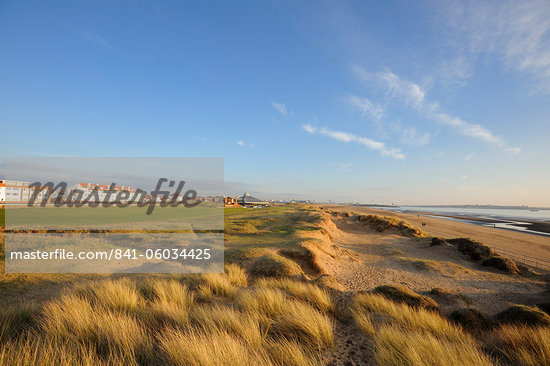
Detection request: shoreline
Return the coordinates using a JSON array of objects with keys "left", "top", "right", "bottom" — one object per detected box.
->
[{"left": 416, "top": 212, "right": 550, "bottom": 237}]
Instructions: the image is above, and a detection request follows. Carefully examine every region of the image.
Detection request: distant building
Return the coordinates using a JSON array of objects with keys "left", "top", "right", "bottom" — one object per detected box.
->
[
  {"left": 0, "top": 180, "right": 49, "bottom": 204},
  {"left": 69, "top": 182, "right": 137, "bottom": 203},
  {"left": 0, "top": 180, "right": 140, "bottom": 205},
  {"left": 237, "top": 193, "right": 269, "bottom": 207},
  {"left": 224, "top": 196, "right": 238, "bottom": 206}
]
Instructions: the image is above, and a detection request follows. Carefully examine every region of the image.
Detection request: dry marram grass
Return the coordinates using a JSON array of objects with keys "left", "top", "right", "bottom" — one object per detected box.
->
[{"left": 0, "top": 266, "right": 333, "bottom": 366}]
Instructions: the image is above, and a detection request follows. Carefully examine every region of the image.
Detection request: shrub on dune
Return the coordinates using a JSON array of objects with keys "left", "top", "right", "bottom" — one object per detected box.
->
[
  {"left": 449, "top": 308, "right": 490, "bottom": 333},
  {"left": 250, "top": 253, "right": 304, "bottom": 278},
  {"left": 494, "top": 304, "right": 550, "bottom": 327},
  {"left": 371, "top": 285, "right": 439, "bottom": 312},
  {"left": 356, "top": 214, "right": 427, "bottom": 237},
  {"left": 481, "top": 255, "right": 520, "bottom": 275}
]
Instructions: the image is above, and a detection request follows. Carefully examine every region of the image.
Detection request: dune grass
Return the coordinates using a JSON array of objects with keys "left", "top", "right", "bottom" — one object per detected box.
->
[
  {"left": 40, "top": 294, "right": 155, "bottom": 363},
  {"left": 224, "top": 263, "right": 248, "bottom": 287},
  {"left": 236, "top": 285, "right": 333, "bottom": 349},
  {"left": 269, "top": 300, "right": 333, "bottom": 348},
  {"left": 397, "top": 257, "right": 474, "bottom": 276},
  {"left": 189, "top": 304, "right": 263, "bottom": 347},
  {"left": 223, "top": 205, "right": 331, "bottom": 278},
  {"left": 250, "top": 252, "right": 305, "bottom": 278},
  {"left": 351, "top": 290, "right": 550, "bottom": 365},
  {"left": 374, "top": 326, "right": 493, "bottom": 366},
  {"left": 351, "top": 292, "right": 493, "bottom": 365},
  {"left": 0, "top": 335, "right": 135, "bottom": 366},
  {"left": 0, "top": 302, "right": 37, "bottom": 343},
  {"left": 485, "top": 324, "right": 550, "bottom": 366},
  {"left": 352, "top": 293, "right": 460, "bottom": 340},
  {"left": 255, "top": 277, "right": 334, "bottom": 313},
  {"left": 355, "top": 214, "right": 427, "bottom": 237},
  {"left": 77, "top": 277, "right": 141, "bottom": 312},
  {"left": 159, "top": 328, "right": 271, "bottom": 366},
  {"left": 0, "top": 265, "right": 333, "bottom": 366},
  {"left": 371, "top": 284, "right": 439, "bottom": 312}
]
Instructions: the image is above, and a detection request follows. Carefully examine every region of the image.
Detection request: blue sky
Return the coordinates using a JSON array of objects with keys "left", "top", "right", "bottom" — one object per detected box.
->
[{"left": 1, "top": 1, "right": 549, "bottom": 205}]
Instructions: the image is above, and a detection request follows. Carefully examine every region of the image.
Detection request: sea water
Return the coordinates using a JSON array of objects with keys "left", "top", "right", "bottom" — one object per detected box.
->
[{"left": 377, "top": 206, "right": 550, "bottom": 222}]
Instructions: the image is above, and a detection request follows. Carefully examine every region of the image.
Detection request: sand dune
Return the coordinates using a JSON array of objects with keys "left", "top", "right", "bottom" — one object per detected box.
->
[{"left": 324, "top": 205, "right": 550, "bottom": 261}]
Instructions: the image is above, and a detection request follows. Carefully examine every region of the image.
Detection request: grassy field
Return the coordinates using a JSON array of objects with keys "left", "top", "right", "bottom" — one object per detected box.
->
[
  {"left": 1, "top": 204, "right": 223, "bottom": 230},
  {"left": 1, "top": 204, "right": 549, "bottom": 365}
]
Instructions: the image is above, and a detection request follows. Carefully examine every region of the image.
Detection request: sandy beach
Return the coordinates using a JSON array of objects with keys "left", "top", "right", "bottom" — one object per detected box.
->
[{"left": 323, "top": 205, "right": 550, "bottom": 262}]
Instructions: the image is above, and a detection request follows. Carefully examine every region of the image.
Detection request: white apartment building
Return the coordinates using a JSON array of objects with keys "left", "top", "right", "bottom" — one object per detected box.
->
[
  {"left": 0, "top": 180, "right": 137, "bottom": 204},
  {"left": 68, "top": 182, "right": 137, "bottom": 203},
  {"left": 0, "top": 180, "right": 46, "bottom": 203}
]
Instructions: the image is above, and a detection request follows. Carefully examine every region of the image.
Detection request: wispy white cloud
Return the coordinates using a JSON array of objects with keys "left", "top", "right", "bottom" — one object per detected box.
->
[
  {"left": 378, "top": 70, "right": 426, "bottom": 108},
  {"left": 346, "top": 92, "right": 431, "bottom": 147},
  {"left": 387, "top": 123, "right": 432, "bottom": 147},
  {"left": 440, "top": 0, "right": 550, "bottom": 92},
  {"left": 345, "top": 95, "right": 384, "bottom": 121},
  {"left": 70, "top": 27, "right": 109, "bottom": 47},
  {"left": 353, "top": 67, "right": 428, "bottom": 108},
  {"left": 237, "top": 140, "right": 254, "bottom": 148},
  {"left": 302, "top": 124, "right": 405, "bottom": 159},
  {"left": 399, "top": 126, "right": 431, "bottom": 147},
  {"left": 271, "top": 102, "right": 288, "bottom": 117},
  {"left": 355, "top": 67, "right": 521, "bottom": 153},
  {"left": 429, "top": 111, "right": 504, "bottom": 145},
  {"left": 465, "top": 153, "right": 475, "bottom": 161},
  {"left": 434, "top": 56, "right": 473, "bottom": 86},
  {"left": 302, "top": 124, "right": 316, "bottom": 133}
]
